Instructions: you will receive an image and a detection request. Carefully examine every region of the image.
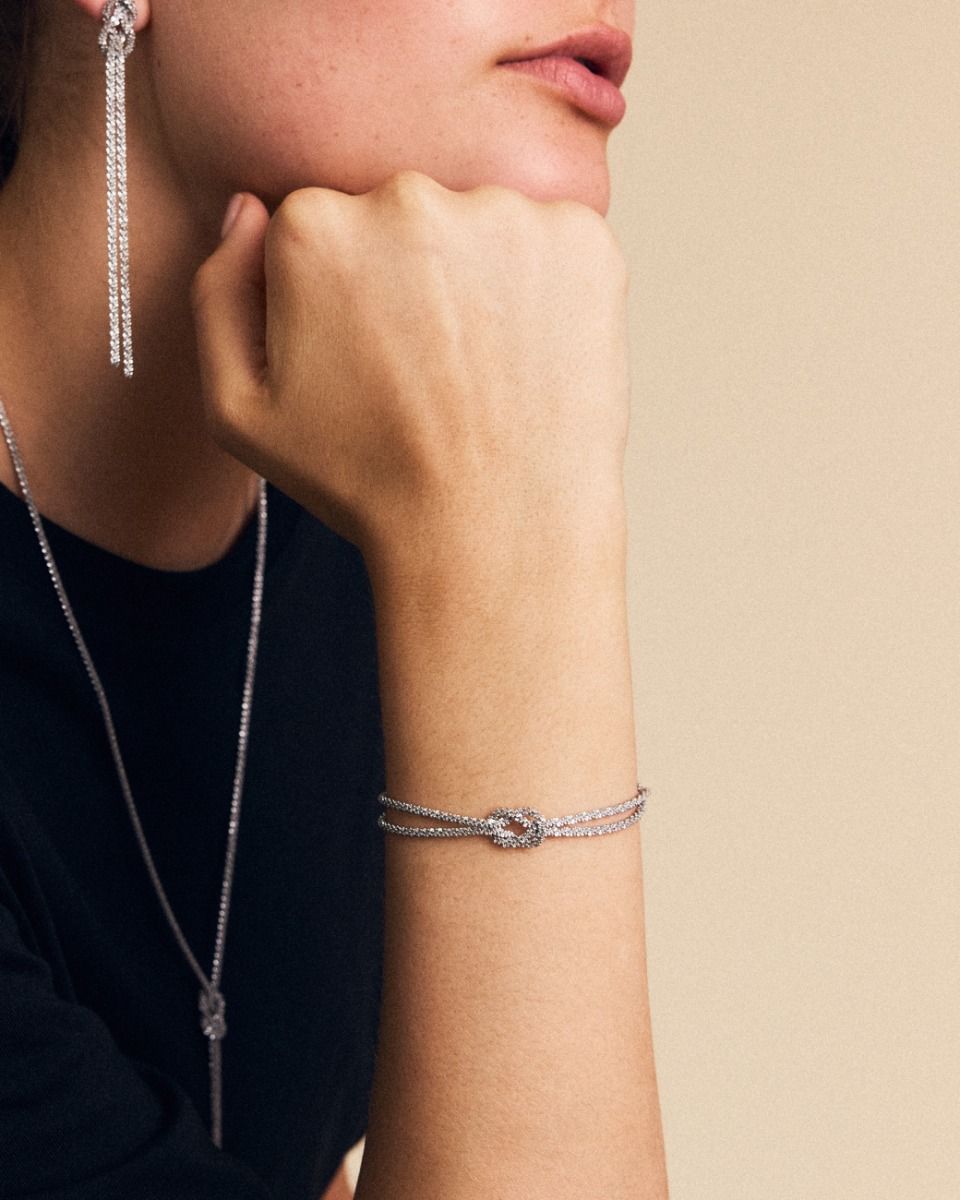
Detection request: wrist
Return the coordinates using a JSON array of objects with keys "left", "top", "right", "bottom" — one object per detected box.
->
[
  {"left": 363, "top": 480, "right": 628, "bottom": 609},
  {"left": 363, "top": 485, "right": 635, "bottom": 822}
]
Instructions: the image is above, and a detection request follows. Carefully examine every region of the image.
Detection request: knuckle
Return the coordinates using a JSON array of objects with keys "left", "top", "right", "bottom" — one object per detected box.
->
[
  {"left": 384, "top": 168, "right": 430, "bottom": 191},
  {"left": 572, "top": 200, "right": 613, "bottom": 246},
  {"left": 555, "top": 201, "right": 629, "bottom": 286},
  {"left": 267, "top": 187, "right": 328, "bottom": 259},
  {"left": 376, "top": 171, "right": 453, "bottom": 253},
  {"left": 380, "top": 168, "right": 446, "bottom": 207}
]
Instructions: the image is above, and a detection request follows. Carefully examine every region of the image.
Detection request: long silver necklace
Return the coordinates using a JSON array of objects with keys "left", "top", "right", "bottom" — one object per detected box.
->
[{"left": 0, "top": 390, "right": 267, "bottom": 1149}]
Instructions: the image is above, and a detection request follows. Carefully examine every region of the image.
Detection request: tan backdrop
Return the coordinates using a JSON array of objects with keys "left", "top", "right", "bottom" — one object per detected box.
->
[{"left": 606, "top": 4, "right": 958, "bottom": 1197}]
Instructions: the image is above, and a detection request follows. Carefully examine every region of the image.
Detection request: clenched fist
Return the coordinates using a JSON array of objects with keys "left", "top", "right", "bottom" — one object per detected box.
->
[{"left": 190, "top": 169, "right": 631, "bottom": 575}]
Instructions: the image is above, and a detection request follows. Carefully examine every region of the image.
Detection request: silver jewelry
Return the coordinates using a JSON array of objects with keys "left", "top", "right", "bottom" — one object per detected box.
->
[
  {"left": 99, "top": 0, "right": 137, "bottom": 377},
  {"left": 378, "top": 783, "right": 648, "bottom": 848},
  {"left": 0, "top": 390, "right": 268, "bottom": 1149}
]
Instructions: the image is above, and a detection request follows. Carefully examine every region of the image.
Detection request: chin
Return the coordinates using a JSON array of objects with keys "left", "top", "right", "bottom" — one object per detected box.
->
[
  {"left": 479, "top": 157, "right": 612, "bottom": 216},
  {"left": 424, "top": 148, "right": 613, "bottom": 217}
]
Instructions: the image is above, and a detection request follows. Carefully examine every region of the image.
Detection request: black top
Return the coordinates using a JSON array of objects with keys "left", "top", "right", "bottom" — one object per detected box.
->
[{"left": 0, "top": 473, "right": 386, "bottom": 1198}]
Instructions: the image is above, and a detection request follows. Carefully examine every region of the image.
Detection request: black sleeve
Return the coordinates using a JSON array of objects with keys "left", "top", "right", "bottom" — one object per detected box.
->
[{"left": 0, "top": 896, "right": 272, "bottom": 1199}]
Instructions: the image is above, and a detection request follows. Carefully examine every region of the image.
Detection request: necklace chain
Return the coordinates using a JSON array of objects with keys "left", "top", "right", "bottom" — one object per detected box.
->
[{"left": 0, "top": 390, "right": 267, "bottom": 1149}]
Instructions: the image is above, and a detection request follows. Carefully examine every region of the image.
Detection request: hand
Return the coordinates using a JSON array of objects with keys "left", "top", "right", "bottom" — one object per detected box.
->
[{"left": 190, "top": 170, "right": 631, "bottom": 571}]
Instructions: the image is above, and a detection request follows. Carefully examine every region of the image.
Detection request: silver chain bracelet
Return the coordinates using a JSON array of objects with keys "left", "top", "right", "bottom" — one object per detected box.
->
[{"left": 378, "top": 784, "right": 648, "bottom": 849}]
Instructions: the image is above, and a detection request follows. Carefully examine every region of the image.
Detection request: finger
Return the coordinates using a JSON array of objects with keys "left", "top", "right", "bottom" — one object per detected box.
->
[{"left": 190, "top": 192, "right": 271, "bottom": 432}]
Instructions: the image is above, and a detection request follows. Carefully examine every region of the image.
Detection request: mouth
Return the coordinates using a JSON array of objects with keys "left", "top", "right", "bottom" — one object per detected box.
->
[
  {"left": 573, "top": 57, "right": 603, "bottom": 75},
  {"left": 497, "top": 53, "right": 628, "bottom": 128},
  {"left": 497, "top": 24, "right": 633, "bottom": 90}
]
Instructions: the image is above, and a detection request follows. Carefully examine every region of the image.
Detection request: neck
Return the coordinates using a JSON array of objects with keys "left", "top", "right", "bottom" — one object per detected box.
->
[{"left": 0, "top": 51, "right": 262, "bottom": 572}]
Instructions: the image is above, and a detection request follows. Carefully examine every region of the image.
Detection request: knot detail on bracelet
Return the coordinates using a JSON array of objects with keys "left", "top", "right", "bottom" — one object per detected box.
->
[
  {"left": 487, "top": 807, "right": 547, "bottom": 848},
  {"left": 377, "top": 784, "right": 649, "bottom": 847}
]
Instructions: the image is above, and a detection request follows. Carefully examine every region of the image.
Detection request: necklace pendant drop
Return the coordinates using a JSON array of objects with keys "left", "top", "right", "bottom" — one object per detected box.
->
[
  {"left": 0, "top": 392, "right": 268, "bottom": 1147},
  {"left": 199, "top": 985, "right": 227, "bottom": 1041}
]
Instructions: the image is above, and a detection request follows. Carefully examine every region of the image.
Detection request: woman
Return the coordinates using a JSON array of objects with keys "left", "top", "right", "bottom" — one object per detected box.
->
[{"left": 0, "top": 2, "right": 667, "bottom": 1198}]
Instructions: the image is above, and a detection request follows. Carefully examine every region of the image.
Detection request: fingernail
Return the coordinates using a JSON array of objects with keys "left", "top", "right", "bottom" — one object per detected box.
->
[{"left": 221, "top": 193, "right": 245, "bottom": 240}]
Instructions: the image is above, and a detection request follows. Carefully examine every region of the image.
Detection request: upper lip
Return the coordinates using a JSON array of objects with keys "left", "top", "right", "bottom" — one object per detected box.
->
[{"left": 498, "top": 24, "right": 633, "bottom": 90}]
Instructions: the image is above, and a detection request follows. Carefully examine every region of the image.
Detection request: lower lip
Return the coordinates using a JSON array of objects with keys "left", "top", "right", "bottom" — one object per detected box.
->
[{"left": 499, "top": 55, "right": 626, "bottom": 126}]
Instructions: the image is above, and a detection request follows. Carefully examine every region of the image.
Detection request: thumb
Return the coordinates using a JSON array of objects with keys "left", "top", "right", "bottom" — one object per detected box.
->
[{"left": 190, "top": 191, "right": 272, "bottom": 432}]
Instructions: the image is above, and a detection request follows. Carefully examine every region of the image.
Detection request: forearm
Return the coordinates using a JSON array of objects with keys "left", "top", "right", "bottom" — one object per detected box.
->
[{"left": 354, "top": 496, "right": 668, "bottom": 1200}]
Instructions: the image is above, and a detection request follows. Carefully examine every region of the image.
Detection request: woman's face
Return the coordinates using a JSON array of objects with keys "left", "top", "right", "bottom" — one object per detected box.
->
[{"left": 149, "top": 0, "right": 635, "bottom": 216}]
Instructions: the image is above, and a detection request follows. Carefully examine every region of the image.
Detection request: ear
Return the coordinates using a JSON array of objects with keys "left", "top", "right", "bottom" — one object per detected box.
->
[{"left": 71, "top": 0, "right": 151, "bottom": 35}]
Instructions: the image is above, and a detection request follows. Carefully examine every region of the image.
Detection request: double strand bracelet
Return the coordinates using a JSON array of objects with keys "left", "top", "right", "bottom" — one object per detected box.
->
[{"left": 377, "top": 783, "right": 648, "bottom": 849}]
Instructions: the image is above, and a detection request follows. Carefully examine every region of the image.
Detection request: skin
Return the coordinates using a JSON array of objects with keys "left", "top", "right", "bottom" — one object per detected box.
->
[
  {"left": 0, "top": 7, "right": 668, "bottom": 1196},
  {"left": 0, "top": 0, "right": 633, "bottom": 571}
]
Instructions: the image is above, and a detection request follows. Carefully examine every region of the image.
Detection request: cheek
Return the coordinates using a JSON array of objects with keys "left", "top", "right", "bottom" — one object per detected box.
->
[
  {"left": 148, "top": 0, "right": 612, "bottom": 215},
  {"left": 149, "top": 3, "right": 475, "bottom": 203}
]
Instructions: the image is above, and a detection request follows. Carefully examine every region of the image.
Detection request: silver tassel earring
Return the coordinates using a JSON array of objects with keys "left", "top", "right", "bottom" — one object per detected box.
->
[{"left": 98, "top": 1, "right": 137, "bottom": 377}]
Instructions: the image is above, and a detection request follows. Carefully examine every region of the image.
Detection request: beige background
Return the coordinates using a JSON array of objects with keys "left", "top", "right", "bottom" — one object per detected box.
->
[
  {"left": 606, "top": 4, "right": 958, "bottom": 1197},
  {"left": 344, "top": 8, "right": 959, "bottom": 1197}
]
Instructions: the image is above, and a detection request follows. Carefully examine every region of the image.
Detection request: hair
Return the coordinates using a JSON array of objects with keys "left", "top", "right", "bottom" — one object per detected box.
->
[{"left": 1, "top": 2, "right": 35, "bottom": 187}]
